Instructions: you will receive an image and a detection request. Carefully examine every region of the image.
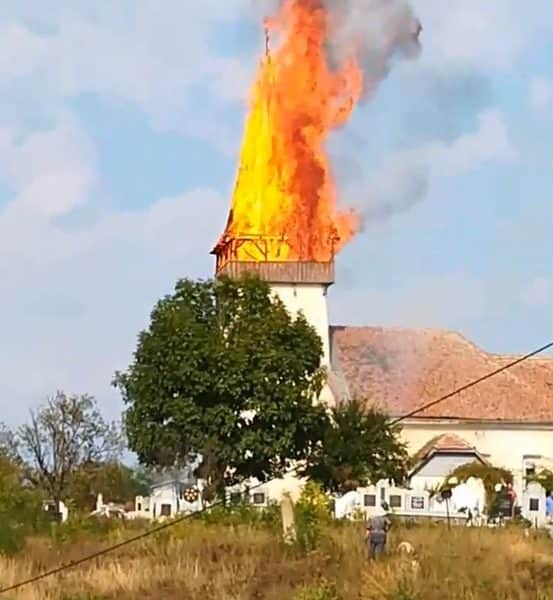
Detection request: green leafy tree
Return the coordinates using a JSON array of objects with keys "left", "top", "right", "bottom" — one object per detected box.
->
[
  {"left": 528, "top": 468, "right": 553, "bottom": 494},
  {"left": 0, "top": 423, "right": 20, "bottom": 462},
  {"left": 67, "top": 462, "right": 152, "bottom": 511},
  {"left": 0, "top": 455, "right": 48, "bottom": 554},
  {"left": 17, "top": 392, "right": 123, "bottom": 505},
  {"left": 444, "top": 462, "right": 513, "bottom": 513},
  {"left": 304, "top": 398, "right": 409, "bottom": 493},
  {"left": 114, "top": 275, "right": 328, "bottom": 498}
]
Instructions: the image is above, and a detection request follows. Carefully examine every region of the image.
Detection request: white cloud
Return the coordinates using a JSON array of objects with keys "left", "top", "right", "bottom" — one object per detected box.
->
[
  {"left": 353, "top": 109, "right": 516, "bottom": 220},
  {"left": 413, "top": 0, "right": 531, "bottom": 72},
  {"left": 0, "top": 1, "right": 257, "bottom": 145},
  {"left": 531, "top": 78, "right": 553, "bottom": 116},
  {"left": 330, "top": 273, "right": 492, "bottom": 329},
  {"left": 421, "top": 110, "right": 516, "bottom": 176},
  {"left": 0, "top": 23, "right": 46, "bottom": 81},
  {"left": 0, "top": 118, "right": 97, "bottom": 263}
]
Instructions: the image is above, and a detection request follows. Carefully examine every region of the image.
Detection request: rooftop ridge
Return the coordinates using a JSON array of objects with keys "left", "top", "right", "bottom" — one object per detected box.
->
[
  {"left": 330, "top": 325, "right": 553, "bottom": 361},
  {"left": 329, "top": 325, "right": 553, "bottom": 422}
]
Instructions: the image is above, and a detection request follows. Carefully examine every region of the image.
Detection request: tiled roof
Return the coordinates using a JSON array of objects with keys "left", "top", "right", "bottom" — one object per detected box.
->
[
  {"left": 412, "top": 434, "right": 476, "bottom": 464},
  {"left": 329, "top": 326, "right": 553, "bottom": 422}
]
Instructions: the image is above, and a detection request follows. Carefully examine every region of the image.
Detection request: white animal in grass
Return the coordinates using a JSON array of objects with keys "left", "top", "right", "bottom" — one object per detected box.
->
[{"left": 397, "top": 541, "right": 415, "bottom": 555}]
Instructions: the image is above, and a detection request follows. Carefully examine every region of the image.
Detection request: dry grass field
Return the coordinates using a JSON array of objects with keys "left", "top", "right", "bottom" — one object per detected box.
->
[{"left": 0, "top": 520, "right": 552, "bottom": 599}]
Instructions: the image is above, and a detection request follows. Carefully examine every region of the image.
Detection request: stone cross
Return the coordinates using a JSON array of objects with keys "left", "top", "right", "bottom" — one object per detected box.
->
[{"left": 281, "top": 493, "right": 297, "bottom": 544}]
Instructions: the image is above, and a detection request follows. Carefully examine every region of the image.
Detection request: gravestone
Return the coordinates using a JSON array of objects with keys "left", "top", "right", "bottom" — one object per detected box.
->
[
  {"left": 522, "top": 481, "right": 546, "bottom": 528},
  {"left": 334, "top": 490, "right": 359, "bottom": 519},
  {"left": 281, "top": 494, "right": 296, "bottom": 544}
]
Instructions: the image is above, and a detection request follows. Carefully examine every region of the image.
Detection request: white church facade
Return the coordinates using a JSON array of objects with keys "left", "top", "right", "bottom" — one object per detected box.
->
[
  {"left": 208, "top": 229, "right": 553, "bottom": 518},
  {"left": 258, "top": 273, "right": 553, "bottom": 510}
]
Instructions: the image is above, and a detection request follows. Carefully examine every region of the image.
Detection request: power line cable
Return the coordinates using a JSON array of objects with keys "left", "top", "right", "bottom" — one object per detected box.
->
[
  {"left": 390, "top": 340, "right": 553, "bottom": 425},
  {"left": 0, "top": 468, "right": 296, "bottom": 595},
  {"left": 1, "top": 338, "right": 552, "bottom": 594}
]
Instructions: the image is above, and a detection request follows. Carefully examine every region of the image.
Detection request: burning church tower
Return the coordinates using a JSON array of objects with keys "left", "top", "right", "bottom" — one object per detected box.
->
[{"left": 212, "top": 0, "right": 362, "bottom": 370}]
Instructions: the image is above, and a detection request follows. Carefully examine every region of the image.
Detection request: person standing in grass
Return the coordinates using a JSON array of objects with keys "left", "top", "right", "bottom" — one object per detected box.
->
[{"left": 365, "top": 502, "right": 391, "bottom": 559}]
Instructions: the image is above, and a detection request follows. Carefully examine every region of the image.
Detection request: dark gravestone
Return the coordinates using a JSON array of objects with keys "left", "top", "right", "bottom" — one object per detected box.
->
[{"left": 498, "top": 496, "right": 513, "bottom": 518}]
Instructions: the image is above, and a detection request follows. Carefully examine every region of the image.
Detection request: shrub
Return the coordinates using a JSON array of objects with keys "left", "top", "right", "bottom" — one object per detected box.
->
[
  {"left": 0, "top": 458, "right": 50, "bottom": 555},
  {"left": 197, "top": 499, "right": 282, "bottom": 532},
  {"left": 295, "top": 482, "right": 332, "bottom": 552},
  {"left": 49, "top": 514, "right": 124, "bottom": 546}
]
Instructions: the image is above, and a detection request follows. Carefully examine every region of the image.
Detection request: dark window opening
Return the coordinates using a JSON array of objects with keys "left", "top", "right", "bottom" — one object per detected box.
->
[
  {"left": 529, "top": 498, "right": 540, "bottom": 512},
  {"left": 364, "top": 494, "right": 376, "bottom": 507},
  {"left": 389, "top": 494, "right": 402, "bottom": 508},
  {"left": 252, "top": 493, "right": 265, "bottom": 505},
  {"left": 160, "top": 504, "right": 171, "bottom": 516},
  {"left": 411, "top": 496, "right": 425, "bottom": 510},
  {"left": 230, "top": 493, "right": 242, "bottom": 505}
]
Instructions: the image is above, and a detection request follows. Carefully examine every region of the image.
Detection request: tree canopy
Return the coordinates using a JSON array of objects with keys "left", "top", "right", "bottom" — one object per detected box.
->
[
  {"left": 114, "top": 275, "right": 328, "bottom": 497},
  {"left": 0, "top": 455, "right": 48, "bottom": 553},
  {"left": 17, "top": 391, "right": 123, "bottom": 504},
  {"left": 303, "top": 398, "right": 409, "bottom": 493},
  {"left": 66, "top": 461, "right": 152, "bottom": 511}
]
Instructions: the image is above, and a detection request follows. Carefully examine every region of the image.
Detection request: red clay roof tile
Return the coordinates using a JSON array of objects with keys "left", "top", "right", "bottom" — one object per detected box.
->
[{"left": 330, "top": 326, "right": 553, "bottom": 422}]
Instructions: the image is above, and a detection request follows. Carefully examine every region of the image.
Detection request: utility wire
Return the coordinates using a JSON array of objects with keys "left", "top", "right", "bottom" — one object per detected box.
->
[
  {"left": 389, "top": 340, "right": 553, "bottom": 425},
  {"left": 0, "top": 468, "right": 298, "bottom": 595},
  {"left": 1, "top": 338, "right": 552, "bottom": 594}
]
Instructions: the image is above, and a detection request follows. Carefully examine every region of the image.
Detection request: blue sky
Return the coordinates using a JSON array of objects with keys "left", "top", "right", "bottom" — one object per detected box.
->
[{"left": 0, "top": 0, "right": 552, "bottom": 423}]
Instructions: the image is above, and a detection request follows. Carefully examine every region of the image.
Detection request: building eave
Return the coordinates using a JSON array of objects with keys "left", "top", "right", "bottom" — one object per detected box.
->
[
  {"left": 408, "top": 449, "right": 488, "bottom": 479},
  {"left": 397, "top": 416, "right": 553, "bottom": 428}
]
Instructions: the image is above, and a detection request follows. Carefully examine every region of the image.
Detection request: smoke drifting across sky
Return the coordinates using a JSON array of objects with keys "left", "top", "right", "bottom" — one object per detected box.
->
[{"left": 324, "top": 0, "right": 421, "bottom": 98}]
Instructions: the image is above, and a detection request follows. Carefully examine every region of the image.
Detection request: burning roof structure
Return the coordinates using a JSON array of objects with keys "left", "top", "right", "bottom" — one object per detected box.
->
[{"left": 213, "top": 0, "right": 421, "bottom": 273}]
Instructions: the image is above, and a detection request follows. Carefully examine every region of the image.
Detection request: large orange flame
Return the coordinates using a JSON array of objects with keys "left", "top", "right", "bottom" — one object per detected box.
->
[{"left": 217, "top": 0, "right": 362, "bottom": 263}]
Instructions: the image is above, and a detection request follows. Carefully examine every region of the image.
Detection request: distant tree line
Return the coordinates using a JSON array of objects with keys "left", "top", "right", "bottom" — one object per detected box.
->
[{"left": 0, "top": 392, "right": 150, "bottom": 514}]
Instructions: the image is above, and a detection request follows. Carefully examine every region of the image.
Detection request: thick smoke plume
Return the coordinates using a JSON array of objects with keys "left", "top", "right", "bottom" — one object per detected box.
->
[{"left": 324, "top": 0, "right": 421, "bottom": 99}]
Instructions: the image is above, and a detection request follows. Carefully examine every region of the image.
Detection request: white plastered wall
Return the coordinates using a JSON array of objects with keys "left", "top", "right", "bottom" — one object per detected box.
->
[
  {"left": 271, "top": 283, "right": 331, "bottom": 366},
  {"left": 271, "top": 282, "right": 334, "bottom": 408},
  {"left": 400, "top": 421, "right": 553, "bottom": 498}
]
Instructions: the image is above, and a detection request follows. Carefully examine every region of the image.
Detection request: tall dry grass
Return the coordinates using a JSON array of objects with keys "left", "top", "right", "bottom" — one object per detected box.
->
[
  {"left": 361, "top": 525, "right": 553, "bottom": 600},
  {"left": 0, "top": 520, "right": 552, "bottom": 599}
]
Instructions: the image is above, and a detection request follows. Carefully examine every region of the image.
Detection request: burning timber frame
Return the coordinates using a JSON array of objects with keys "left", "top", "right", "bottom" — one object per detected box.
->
[{"left": 211, "top": 235, "right": 335, "bottom": 285}]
